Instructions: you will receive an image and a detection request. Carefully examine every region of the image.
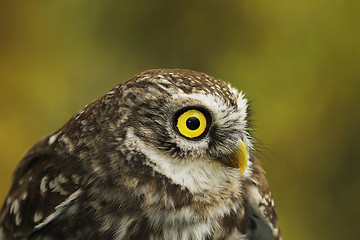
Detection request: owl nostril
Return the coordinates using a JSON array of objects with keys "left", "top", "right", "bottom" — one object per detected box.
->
[{"left": 186, "top": 117, "right": 200, "bottom": 130}]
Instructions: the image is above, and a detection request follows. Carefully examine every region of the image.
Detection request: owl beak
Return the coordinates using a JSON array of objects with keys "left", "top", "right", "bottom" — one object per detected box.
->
[{"left": 221, "top": 139, "right": 248, "bottom": 174}]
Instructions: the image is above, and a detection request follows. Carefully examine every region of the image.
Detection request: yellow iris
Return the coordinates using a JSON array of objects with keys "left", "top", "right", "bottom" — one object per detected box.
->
[{"left": 176, "top": 109, "right": 207, "bottom": 138}]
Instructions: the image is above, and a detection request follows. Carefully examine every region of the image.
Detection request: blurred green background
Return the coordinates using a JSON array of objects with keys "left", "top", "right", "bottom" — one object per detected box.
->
[{"left": 1, "top": 0, "right": 359, "bottom": 239}]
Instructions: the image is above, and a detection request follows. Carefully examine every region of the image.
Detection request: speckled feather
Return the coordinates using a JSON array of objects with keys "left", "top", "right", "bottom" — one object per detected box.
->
[{"left": 0, "top": 69, "right": 280, "bottom": 240}]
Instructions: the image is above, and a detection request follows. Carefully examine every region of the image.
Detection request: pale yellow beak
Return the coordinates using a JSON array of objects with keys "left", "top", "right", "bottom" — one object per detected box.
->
[{"left": 220, "top": 139, "right": 248, "bottom": 174}]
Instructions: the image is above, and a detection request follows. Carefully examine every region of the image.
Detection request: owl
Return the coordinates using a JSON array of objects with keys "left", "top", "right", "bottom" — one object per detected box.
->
[{"left": 0, "top": 69, "right": 280, "bottom": 240}]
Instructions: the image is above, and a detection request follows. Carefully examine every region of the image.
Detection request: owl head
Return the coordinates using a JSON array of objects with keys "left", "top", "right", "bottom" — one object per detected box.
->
[
  {"left": 113, "top": 69, "right": 253, "bottom": 177},
  {"left": 59, "top": 69, "right": 254, "bottom": 195}
]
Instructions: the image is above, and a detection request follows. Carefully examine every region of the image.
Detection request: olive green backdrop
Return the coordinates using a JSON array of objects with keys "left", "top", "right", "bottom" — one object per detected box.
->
[{"left": 1, "top": 1, "right": 359, "bottom": 239}]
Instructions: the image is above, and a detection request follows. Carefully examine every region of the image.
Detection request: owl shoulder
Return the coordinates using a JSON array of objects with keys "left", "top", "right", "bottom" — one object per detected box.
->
[{"left": 0, "top": 136, "right": 84, "bottom": 239}]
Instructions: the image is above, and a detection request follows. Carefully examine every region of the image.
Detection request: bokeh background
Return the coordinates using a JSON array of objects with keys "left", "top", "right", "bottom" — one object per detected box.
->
[{"left": 1, "top": 0, "right": 359, "bottom": 239}]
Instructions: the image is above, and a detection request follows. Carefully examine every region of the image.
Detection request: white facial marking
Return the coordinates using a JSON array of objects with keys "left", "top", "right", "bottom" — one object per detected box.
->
[
  {"left": 175, "top": 92, "right": 252, "bottom": 149},
  {"left": 130, "top": 128, "right": 238, "bottom": 194}
]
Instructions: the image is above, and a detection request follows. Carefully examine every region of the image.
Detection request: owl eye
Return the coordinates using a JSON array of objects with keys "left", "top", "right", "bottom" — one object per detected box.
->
[{"left": 176, "top": 109, "right": 209, "bottom": 139}]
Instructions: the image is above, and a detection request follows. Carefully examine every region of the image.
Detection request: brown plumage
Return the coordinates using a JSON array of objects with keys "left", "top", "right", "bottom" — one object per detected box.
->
[{"left": 0, "top": 69, "right": 280, "bottom": 239}]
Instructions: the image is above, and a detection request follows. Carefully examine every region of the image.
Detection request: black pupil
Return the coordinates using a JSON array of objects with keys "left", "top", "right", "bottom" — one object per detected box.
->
[{"left": 186, "top": 117, "right": 200, "bottom": 130}]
